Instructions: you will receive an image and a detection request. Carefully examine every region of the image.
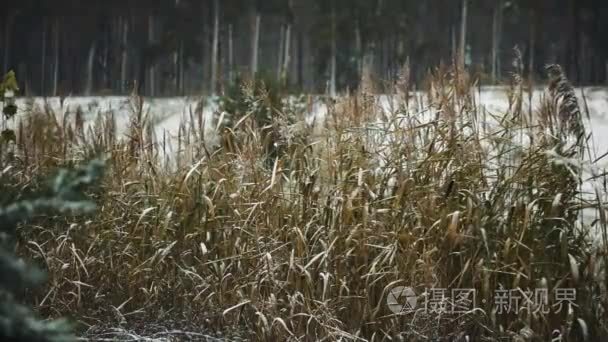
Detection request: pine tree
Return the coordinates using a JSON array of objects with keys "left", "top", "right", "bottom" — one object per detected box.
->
[{"left": 0, "top": 71, "right": 105, "bottom": 340}]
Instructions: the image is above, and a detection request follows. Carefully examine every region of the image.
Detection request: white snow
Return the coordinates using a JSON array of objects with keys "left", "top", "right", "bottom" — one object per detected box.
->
[
  {"left": 9, "top": 87, "right": 607, "bottom": 152},
  {"left": 6, "top": 87, "right": 608, "bottom": 241}
]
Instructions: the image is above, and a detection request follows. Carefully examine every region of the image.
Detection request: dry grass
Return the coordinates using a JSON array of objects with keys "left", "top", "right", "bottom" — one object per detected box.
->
[{"left": 2, "top": 63, "right": 608, "bottom": 341}]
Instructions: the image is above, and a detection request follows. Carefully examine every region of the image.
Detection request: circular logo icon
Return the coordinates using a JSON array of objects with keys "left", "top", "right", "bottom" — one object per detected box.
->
[{"left": 387, "top": 286, "right": 417, "bottom": 314}]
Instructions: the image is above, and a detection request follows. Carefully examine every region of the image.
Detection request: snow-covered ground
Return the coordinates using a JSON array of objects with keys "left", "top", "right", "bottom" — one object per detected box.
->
[
  {"left": 11, "top": 86, "right": 608, "bottom": 140},
  {"left": 9, "top": 88, "right": 608, "bottom": 175},
  {"left": 8, "top": 87, "right": 608, "bottom": 239},
  {"left": 10, "top": 86, "right": 608, "bottom": 146}
]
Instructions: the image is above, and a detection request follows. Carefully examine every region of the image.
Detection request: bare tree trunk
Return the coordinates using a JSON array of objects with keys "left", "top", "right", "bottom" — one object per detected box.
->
[
  {"left": 329, "top": 1, "right": 337, "bottom": 97},
  {"left": 0, "top": 21, "right": 2, "bottom": 74},
  {"left": 52, "top": 18, "right": 60, "bottom": 96},
  {"left": 173, "top": 46, "right": 179, "bottom": 94},
  {"left": 179, "top": 40, "right": 185, "bottom": 94},
  {"left": 376, "top": 0, "right": 384, "bottom": 15},
  {"left": 228, "top": 24, "right": 234, "bottom": 83},
  {"left": 210, "top": 0, "right": 220, "bottom": 95},
  {"left": 18, "top": 63, "right": 29, "bottom": 96},
  {"left": 528, "top": 10, "right": 536, "bottom": 84},
  {"left": 459, "top": 0, "right": 468, "bottom": 69},
  {"left": 200, "top": 5, "right": 207, "bottom": 94},
  {"left": 134, "top": 50, "right": 143, "bottom": 95},
  {"left": 41, "top": 18, "right": 47, "bottom": 95},
  {"left": 301, "top": 28, "right": 314, "bottom": 92},
  {"left": 101, "top": 37, "right": 109, "bottom": 90},
  {"left": 450, "top": 26, "right": 456, "bottom": 64},
  {"left": 567, "top": 0, "right": 580, "bottom": 82},
  {"left": 0, "top": 22, "right": 2, "bottom": 74},
  {"left": 281, "top": 23, "right": 292, "bottom": 85},
  {"left": 297, "top": 31, "right": 303, "bottom": 89},
  {"left": 3, "top": 12, "right": 17, "bottom": 74},
  {"left": 382, "top": 38, "right": 389, "bottom": 82},
  {"left": 85, "top": 42, "right": 97, "bottom": 95},
  {"left": 578, "top": 32, "right": 587, "bottom": 83},
  {"left": 3, "top": 20, "right": 8, "bottom": 74},
  {"left": 148, "top": 14, "right": 156, "bottom": 96},
  {"left": 355, "top": 19, "right": 362, "bottom": 80},
  {"left": 277, "top": 25, "right": 285, "bottom": 81},
  {"left": 120, "top": 16, "right": 129, "bottom": 93},
  {"left": 251, "top": 11, "right": 261, "bottom": 77},
  {"left": 360, "top": 49, "right": 375, "bottom": 94},
  {"left": 491, "top": 0, "right": 503, "bottom": 83}
]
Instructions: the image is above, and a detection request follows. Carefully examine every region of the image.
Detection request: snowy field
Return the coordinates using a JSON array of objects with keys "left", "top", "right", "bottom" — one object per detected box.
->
[
  {"left": 11, "top": 86, "right": 608, "bottom": 145},
  {"left": 9, "top": 86, "right": 608, "bottom": 239},
  {"left": 10, "top": 86, "right": 608, "bottom": 171}
]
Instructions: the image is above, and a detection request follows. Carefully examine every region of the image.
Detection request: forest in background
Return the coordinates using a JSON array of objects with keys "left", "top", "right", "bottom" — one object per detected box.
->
[{"left": 2, "top": 0, "right": 608, "bottom": 97}]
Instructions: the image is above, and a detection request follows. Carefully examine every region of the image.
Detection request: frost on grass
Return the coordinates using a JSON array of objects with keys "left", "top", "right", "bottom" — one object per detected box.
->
[{"left": 4, "top": 65, "right": 608, "bottom": 340}]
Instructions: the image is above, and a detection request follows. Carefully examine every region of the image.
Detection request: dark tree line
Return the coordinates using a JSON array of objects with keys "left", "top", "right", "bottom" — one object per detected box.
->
[{"left": 2, "top": 0, "right": 607, "bottom": 96}]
